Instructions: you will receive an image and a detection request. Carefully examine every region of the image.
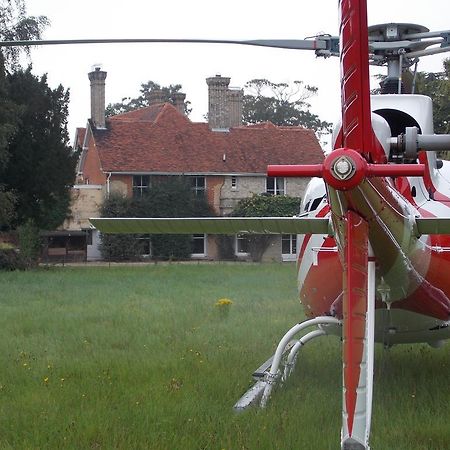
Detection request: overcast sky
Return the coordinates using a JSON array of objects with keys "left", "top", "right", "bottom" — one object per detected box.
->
[{"left": 24, "top": 0, "right": 450, "bottom": 145}]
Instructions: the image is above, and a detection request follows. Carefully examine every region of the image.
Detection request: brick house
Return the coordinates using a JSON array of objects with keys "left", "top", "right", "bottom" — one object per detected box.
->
[{"left": 64, "top": 68, "right": 324, "bottom": 261}]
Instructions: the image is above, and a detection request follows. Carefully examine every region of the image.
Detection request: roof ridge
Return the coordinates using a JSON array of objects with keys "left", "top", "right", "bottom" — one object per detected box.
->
[
  {"left": 153, "top": 103, "right": 190, "bottom": 125},
  {"left": 109, "top": 103, "right": 166, "bottom": 122}
]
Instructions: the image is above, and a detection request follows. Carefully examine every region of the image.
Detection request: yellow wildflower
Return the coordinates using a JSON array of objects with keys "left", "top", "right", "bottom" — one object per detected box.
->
[{"left": 215, "top": 298, "right": 233, "bottom": 307}]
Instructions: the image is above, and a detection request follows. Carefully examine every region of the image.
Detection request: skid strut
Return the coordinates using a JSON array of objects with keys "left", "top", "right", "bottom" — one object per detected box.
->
[{"left": 233, "top": 316, "right": 341, "bottom": 411}]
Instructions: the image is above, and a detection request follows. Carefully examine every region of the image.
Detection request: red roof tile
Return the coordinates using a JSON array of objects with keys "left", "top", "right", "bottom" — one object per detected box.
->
[
  {"left": 92, "top": 103, "right": 324, "bottom": 174},
  {"left": 75, "top": 127, "right": 86, "bottom": 148}
]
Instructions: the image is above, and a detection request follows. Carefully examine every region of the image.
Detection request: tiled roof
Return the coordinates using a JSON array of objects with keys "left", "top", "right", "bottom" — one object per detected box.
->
[
  {"left": 92, "top": 103, "right": 324, "bottom": 174},
  {"left": 75, "top": 127, "right": 86, "bottom": 148},
  {"left": 108, "top": 103, "right": 169, "bottom": 123}
]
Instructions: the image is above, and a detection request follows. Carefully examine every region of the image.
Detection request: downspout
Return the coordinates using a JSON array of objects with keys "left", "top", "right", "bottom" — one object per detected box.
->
[{"left": 106, "top": 172, "right": 112, "bottom": 197}]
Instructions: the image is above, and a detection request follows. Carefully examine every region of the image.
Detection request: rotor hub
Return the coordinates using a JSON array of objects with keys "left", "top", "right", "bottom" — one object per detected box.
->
[
  {"left": 332, "top": 156, "right": 356, "bottom": 180},
  {"left": 323, "top": 149, "right": 367, "bottom": 191}
]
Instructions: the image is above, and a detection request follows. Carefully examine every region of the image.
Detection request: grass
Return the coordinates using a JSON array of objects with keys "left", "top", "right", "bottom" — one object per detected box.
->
[{"left": 0, "top": 263, "right": 450, "bottom": 449}]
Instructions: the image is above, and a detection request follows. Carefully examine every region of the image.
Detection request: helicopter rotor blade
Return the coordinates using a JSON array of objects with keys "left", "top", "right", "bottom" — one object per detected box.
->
[
  {"left": 338, "top": 1, "right": 376, "bottom": 449},
  {"left": 407, "top": 45, "right": 450, "bottom": 59},
  {"left": 341, "top": 211, "right": 374, "bottom": 450},
  {"left": 0, "top": 37, "right": 337, "bottom": 53}
]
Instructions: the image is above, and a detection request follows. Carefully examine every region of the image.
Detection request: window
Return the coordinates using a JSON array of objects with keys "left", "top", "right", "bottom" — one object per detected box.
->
[
  {"left": 231, "top": 176, "right": 238, "bottom": 190},
  {"left": 191, "top": 176, "right": 206, "bottom": 196},
  {"left": 191, "top": 234, "right": 206, "bottom": 256},
  {"left": 137, "top": 235, "right": 152, "bottom": 257},
  {"left": 266, "top": 177, "right": 285, "bottom": 195},
  {"left": 282, "top": 234, "right": 297, "bottom": 261},
  {"left": 133, "top": 175, "right": 151, "bottom": 198},
  {"left": 235, "top": 234, "right": 250, "bottom": 255}
]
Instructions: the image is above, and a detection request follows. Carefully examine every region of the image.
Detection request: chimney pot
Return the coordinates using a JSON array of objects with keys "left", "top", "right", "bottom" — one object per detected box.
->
[
  {"left": 148, "top": 89, "right": 165, "bottom": 105},
  {"left": 88, "top": 68, "right": 107, "bottom": 129},
  {"left": 206, "top": 75, "right": 231, "bottom": 129},
  {"left": 171, "top": 92, "right": 186, "bottom": 115}
]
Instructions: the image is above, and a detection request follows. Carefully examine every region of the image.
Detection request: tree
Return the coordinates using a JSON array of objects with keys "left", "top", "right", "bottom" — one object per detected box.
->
[
  {"left": 0, "top": 0, "right": 49, "bottom": 228},
  {"left": 98, "top": 194, "right": 143, "bottom": 260},
  {"left": 1, "top": 68, "right": 76, "bottom": 229},
  {"left": 0, "top": 0, "right": 49, "bottom": 71},
  {"left": 100, "top": 177, "right": 213, "bottom": 261},
  {"left": 372, "top": 59, "right": 450, "bottom": 134},
  {"left": 231, "top": 194, "right": 301, "bottom": 262},
  {"left": 243, "top": 79, "right": 332, "bottom": 135},
  {"left": 0, "top": 187, "right": 16, "bottom": 228},
  {"left": 0, "top": 0, "right": 48, "bottom": 166},
  {"left": 106, "top": 81, "right": 191, "bottom": 116},
  {"left": 414, "top": 59, "right": 450, "bottom": 134}
]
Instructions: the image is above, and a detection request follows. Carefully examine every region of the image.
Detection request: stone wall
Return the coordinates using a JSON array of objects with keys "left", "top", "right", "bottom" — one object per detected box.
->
[
  {"left": 64, "top": 185, "right": 105, "bottom": 230},
  {"left": 220, "top": 175, "right": 308, "bottom": 215}
]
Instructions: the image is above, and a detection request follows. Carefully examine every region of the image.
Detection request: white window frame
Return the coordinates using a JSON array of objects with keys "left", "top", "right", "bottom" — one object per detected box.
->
[
  {"left": 231, "top": 176, "right": 238, "bottom": 191},
  {"left": 266, "top": 176, "right": 286, "bottom": 195},
  {"left": 137, "top": 235, "right": 152, "bottom": 258},
  {"left": 281, "top": 234, "right": 297, "bottom": 261},
  {"left": 191, "top": 176, "right": 206, "bottom": 196},
  {"left": 132, "top": 175, "right": 151, "bottom": 198},
  {"left": 235, "top": 234, "right": 250, "bottom": 257},
  {"left": 191, "top": 234, "right": 207, "bottom": 258}
]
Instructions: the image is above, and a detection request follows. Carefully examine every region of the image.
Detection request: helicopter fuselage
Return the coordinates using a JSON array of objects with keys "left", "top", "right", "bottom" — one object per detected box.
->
[{"left": 298, "top": 93, "right": 450, "bottom": 346}]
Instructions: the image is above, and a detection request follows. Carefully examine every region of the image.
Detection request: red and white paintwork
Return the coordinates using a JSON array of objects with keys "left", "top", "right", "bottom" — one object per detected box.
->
[
  {"left": 298, "top": 95, "right": 450, "bottom": 345},
  {"left": 269, "top": 2, "right": 450, "bottom": 448}
]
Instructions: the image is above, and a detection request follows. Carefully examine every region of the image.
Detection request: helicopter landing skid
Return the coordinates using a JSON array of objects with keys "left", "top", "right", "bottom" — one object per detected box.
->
[{"left": 233, "top": 316, "right": 341, "bottom": 411}]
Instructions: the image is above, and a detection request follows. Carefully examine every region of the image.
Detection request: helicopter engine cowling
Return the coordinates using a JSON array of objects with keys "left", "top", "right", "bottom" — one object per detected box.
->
[{"left": 332, "top": 113, "right": 392, "bottom": 160}]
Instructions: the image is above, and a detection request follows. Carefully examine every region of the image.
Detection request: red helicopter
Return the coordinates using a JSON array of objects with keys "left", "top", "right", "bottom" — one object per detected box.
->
[{"left": 5, "top": 1, "right": 450, "bottom": 448}]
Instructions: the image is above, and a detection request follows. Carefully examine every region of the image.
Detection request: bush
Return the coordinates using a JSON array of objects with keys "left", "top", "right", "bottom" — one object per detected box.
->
[
  {"left": 99, "top": 234, "right": 144, "bottom": 261},
  {"left": 0, "top": 248, "right": 26, "bottom": 271},
  {"left": 231, "top": 194, "right": 300, "bottom": 262},
  {"left": 217, "top": 235, "right": 236, "bottom": 260},
  {"left": 18, "top": 220, "right": 41, "bottom": 267},
  {"left": 99, "top": 177, "right": 214, "bottom": 261}
]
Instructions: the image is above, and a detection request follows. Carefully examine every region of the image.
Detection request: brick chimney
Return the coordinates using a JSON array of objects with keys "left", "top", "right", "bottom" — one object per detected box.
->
[
  {"left": 148, "top": 89, "right": 165, "bottom": 105},
  {"left": 172, "top": 92, "right": 186, "bottom": 115},
  {"left": 228, "top": 88, "right": 243, "bottom": 127},
  {"left": 88, "top": 66, "right": 107, "bottom": 129},
  {"left": 206, "top": 75, "right": 231, "bottom": 129}
]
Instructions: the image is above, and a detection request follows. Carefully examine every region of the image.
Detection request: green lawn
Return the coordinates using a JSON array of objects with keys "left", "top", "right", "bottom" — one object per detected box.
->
[{"left": 0, "top": 263, "right": 450, "bottom": 449}]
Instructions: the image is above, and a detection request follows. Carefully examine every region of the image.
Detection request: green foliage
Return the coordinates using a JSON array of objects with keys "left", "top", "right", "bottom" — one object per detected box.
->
[
  {"left": 100, "top": 177, "right": 213, "bottom": 260},
  {"left": 216, "top": 235, "right": 236, "bottom": 260},
  {"left": 243, "top": 79, "right": 332, "bottom": 134},
  {"left": 106, "top": 80, "right": 191, "bottom": 116},
  {"left": 0, "top": 1, "right": 49, "bottom": 227},
  {"left": 232, "top": 193, "right": 300, "bottom": 261},
  {"left": 414, "top": 59, "right": 450, "bottom": 134},
  {"left": 1, "top": 68, "right": 76, "bottom": 229},
  {"left": 0, "top": 187, "right": 16, "bottom": 229},
  {"left": 98, "top": 194, "right": 145, "bottom": 261},
  {"left": 100, "top": 233, "right": 143, "bottom": 262},
  {"left": 18, "top": 219, "right": 41, "bottom": 267},
  {"left": 0, "top": 247, "right": 25, "bottom": 270},
  {"left": 0, "top": 0, "right": 49, "bottom": 70},
  {"left": 371, "top": 59, "right": 450, "bottom": 135},
  {"left": 232, "top": 193, "right": 300, "bottom": 217}
]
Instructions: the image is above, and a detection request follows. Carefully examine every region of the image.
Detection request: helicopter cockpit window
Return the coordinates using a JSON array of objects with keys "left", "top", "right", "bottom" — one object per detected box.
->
[
  {"left": 302, "top": 196, "right": 325, "bottom": 213},
  {"left": 310, "top": 197, "right": 323, "bottom": 212}
]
